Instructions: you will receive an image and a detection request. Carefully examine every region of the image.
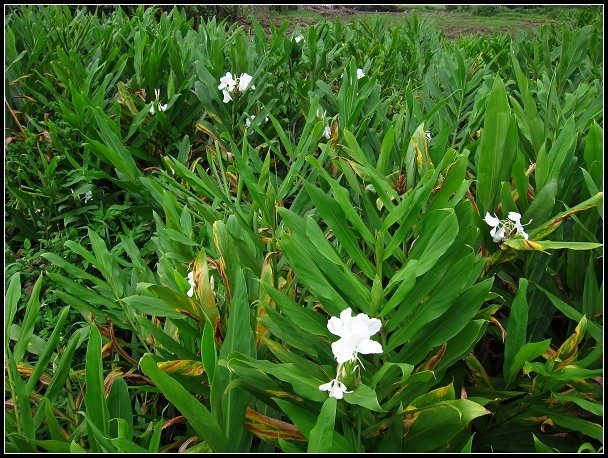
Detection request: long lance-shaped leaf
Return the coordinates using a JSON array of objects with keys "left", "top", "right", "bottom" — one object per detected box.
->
[
  {"left": 476, "top": 76, "right": 518, "bottom": 215},
  {"left": 244, "top": 407, "right": 307, "bottom": 443},
  {"left": 527, "top": 192, "right": 603, "bottom": 240},
  {"left": 212, "top": 269, "right": 255, "bottom": 452},
  {"left": 504, "top": 278, "right": 529, "bottom": 386},
  {"left": 510, "top": 49, "right": 544, "bottom": 154},
  {"left": 307, "top": 397, "right": 337, "bottom": 452},
  {"left": 306, "top": 155, "right": 375, "bottom": 246},
  {"left": 305, "top": 182, "right": 376, "bottom": 279},
  {"left": 535, "top": 116, "right": 576, "bottom": 191},
  {"left": 25, "top": 305, "right": 70, "bottom": 394},
  {"left": 139, "top": 354, "right": 229, "bottom": 452},
  {"left": 502, "top": 239, "right": 602, "bottom": 252},
  {"left": 88, "top": 107, "right": 142, "bottom": 185},
  {"left": 5, "top": 273, "right": 21, "bottom": 348},
  {"left": 84, "top": 325, "right": 110, "bottom": 452},
  {"left": 12, "top": 273, "right": 44, "bottom": 364}
]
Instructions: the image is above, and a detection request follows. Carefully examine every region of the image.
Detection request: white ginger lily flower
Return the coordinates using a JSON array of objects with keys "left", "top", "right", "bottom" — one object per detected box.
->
[
  {"left": 295, "top": 34, "right": 304, "bottom": 43},
  {"left": 485, "top": 211, "right": 531, "bottom": 242},
  {"left": 221, "top": 90, "right": 233, "bottom": 103},
  {"left": 245, "top": 114, "right": 268, "bottom": 127},
  {"left": 507, "top": 212, "right": 529, "bottom": 240},
  {"left": 425, "top": 130, "right": 432, "bottom": 141},
  {"left": 238, "top": 73, "right": 254, "bottom": 92},
  {"left": 327, "top": 308, "right": 383, "bottom": 365},
  {"left": 356, "top": 68, "right": 365, "bottom": 79},
  {"left": 218, "top": 72, "right": 237, "bottom": 93},
  {"left": 83, "top": 190, "right": 93, "bottom": 203},
  {"left": 319, "top": 378, "right": 351, "bottom": 399},
  {"left": 149, "top": 89, "right": 168, "bottom": 114},
  {"left": 323, "top": 124, "right": 332, "bottom": 140},
  {"left": 484, "top": 212, "right": 506, "bottom": 242},
  {"left": 186, "top": 271, "right": 196, "bottom": 297}
]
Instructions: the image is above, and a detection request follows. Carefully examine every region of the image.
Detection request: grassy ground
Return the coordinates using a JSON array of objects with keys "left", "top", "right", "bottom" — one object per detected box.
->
[{"left": 238, "top": 5, "right": 600, "bottom": 39}]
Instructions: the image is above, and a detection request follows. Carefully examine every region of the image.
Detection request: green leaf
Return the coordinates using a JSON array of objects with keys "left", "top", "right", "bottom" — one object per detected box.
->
[
  {"left": 25, "top": 305, "right": 70, "bottom": 394},
  {"left": 508, "top": 340, "right": 551, "bottom": 386},
  {"left": 502, "top": 239, "right": 602, "bottom": 251},
  {"left": 85, "top": 325, "right": 110, "bottom": 451},
  {"left": 305, "top": 182, "right": 376, "bottom": 279},
  {"left": 551, "top": 392, "right": 603, "bottom": 416},
  {"left": 307, "top": 397, "right": 337, "bottom": 453},
  {"left": 45, "top": 327, "right": 88, "bottom": 403},
  {"left": 13, "top": 274, "right": 43, "bottom": 363},
  {"left": 213, "top": 269, "right": 255, "bottom": 451},
  {"left": 122, "top": 295, "right": 186, "bottom": 320},
  {"left": 476, "top": 76, "right": 518, "bottom": 214},
  {"left": 532, "top": 434, "right": 555, "bottom": 453},
  {"left": 534, "top": 283, "right": 602, "bottom": 342},
  {"left": 202, "top": 319, "right": 217, "bottom": 383},
  {"left": 343, "top": 384, "right": 384, "bottom": 412},
  {"left": 5, "top": 272, "right": 21, "bottom": 346},
  {"left": 139, "top": 354, "right": 229, "bottom": 452},
  {"left": 504, "top": 278, "right": 529, "bottom": 386},
  {"left": 403, "top": 400, "right": 489, "bottom": 452},
  {"left": 108, "top": 377, "right": 133, "bottom": 440}
]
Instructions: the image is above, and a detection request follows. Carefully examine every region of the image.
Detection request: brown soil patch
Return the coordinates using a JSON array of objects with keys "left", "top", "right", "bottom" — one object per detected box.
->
[{"left": 236, "top": 6, "right": 552, "bottom": 40}]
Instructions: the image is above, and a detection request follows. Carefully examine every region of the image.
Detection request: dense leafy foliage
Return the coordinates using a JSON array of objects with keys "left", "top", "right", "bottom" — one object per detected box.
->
[{"left": 5, "top": 6, "right": 603, "bottom": 453}]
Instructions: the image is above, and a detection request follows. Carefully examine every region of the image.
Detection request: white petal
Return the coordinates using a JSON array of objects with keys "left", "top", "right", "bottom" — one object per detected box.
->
[
  {"left": 516, "top": 226, "right": 529, "bottom": 240},
  {"left": 339, "top": 308, "right": 353, "bottom": 322},
  {"left": 331, "top": 338, "right": 356, "bottom": 364},
  {"left": 329, "top": 380, "right": 347, "bottom": 399},
  {"left": 507, "top": 212, "right": 522, "bottom": 223},
  {"left": 350, "top": 318, "right": 373, "bottom": 343},
  {"left": 493, "top": 227, "right": 506, "bottom": 242},
  {"left": 324, "top": 125, "right": 332, "bottom": 139},
  {"left": 356, "top": 339, "right": 383, "bottom": 356},
  {"left": 319, "top": 381, "right": 334, "bottom": 392},
  {"left": 484, "top": 212, "right": 500, "bottom": 227},
  {"left": 187, "top": 286, "right": 194, "bottom": 297},
  {"left": 327, "top": 316, "right": 344, "bottom": 336},
  {"left": 222, "top": 90, "right": 232, "bottom": 103},
  {"left": 356, "top": 314, "right": 381, "bottom": 336},
  {"left": 238, "top": 73, "right": 253, "bottom": 92}
]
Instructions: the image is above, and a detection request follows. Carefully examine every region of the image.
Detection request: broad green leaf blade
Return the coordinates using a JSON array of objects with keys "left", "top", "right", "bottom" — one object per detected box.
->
[
  {"left": 12, "top": 274, "right": 43, "bottom": 363},
  {"left": 343, "top": 384, "right": 384, "bottom": 412},
  {"left": 476, "top": 76, "right": 518, "bottom": 214},
  {"left": 504, "top": 278, "right": 529, "bottom": 386},
  {"left": 307, "top": 397, "right": 337, "bottom": 453},
  {"left": 85, "top": 325, "right": 110, "bottom": 451},
  {"left": 108, "top": 377, "right": 133, "bottom": 440},
  {"left": 139, "top": 354, "right": 229, "bottom": 452},
  {"left": 25, "top": 305, "right": 70, "bottom": 394}
]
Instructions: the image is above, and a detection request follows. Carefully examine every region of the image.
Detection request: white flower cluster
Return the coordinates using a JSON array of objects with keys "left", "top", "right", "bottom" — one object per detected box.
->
[
  {"left": 295, "top": 34, "right": 304, "bottom": 43},
  {"left": 316, "top": 107, "right": 333, "bottom": 140},
  {"left": 319, "top": 308, "right": 383, "bottom": 399},
  {"left": 245, "top": 114, "right": 269, "bottom": 128},
  {"left": 186, "top": 271, "right": 195, "bottom": 297},
  {"left": 218, "top": 72, "right": 254, "bottom": 103},
  {"left": 356, "top": 68, "right": 365, "bottom": 79},
  {"left": 149, "top": 88, "right": 168, "bottom": 114},
  {"left": 484, "top": 211, "right": 531, "bottom": 243}
]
